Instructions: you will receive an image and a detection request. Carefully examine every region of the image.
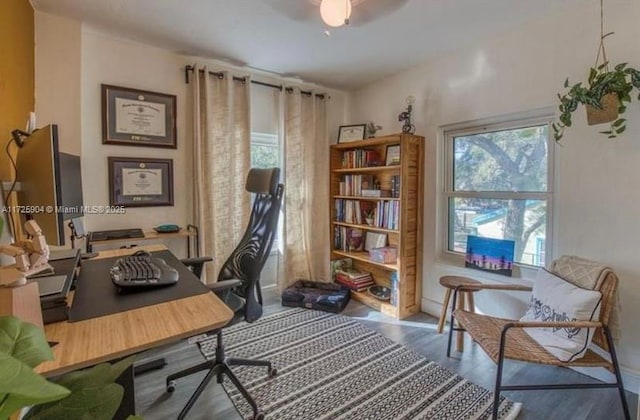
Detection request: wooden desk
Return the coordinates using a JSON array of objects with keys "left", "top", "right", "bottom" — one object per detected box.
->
[
  {"left": 37, "top": 244, "right": 232, "bottom": 376},
  {"left": 86, "top": 227, "right": 199, "bottom": 257}
]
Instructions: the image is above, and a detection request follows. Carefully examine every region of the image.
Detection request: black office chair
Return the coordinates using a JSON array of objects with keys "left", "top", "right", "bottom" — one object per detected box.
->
[{"left": 166, "top": 167, "right": 284, "bottom": 420}]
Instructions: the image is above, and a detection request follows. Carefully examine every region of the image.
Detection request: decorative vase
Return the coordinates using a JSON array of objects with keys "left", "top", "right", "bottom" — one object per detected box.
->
[{"left": 586, "top": 93, "right": 619, "bottom": 126}]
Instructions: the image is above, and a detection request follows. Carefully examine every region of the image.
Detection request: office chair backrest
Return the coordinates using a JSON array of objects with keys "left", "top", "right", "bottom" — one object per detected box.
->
[{"left": 218, "top": 168, "right": 284, "bottom": 322}]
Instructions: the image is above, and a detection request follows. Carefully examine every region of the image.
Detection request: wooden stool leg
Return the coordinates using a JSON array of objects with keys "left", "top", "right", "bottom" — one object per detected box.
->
[
  {"left": 467, "top": 292, "right": 475, "bottom": 313},
  {"left": 456, "top": 292, "right": 466, "bottom": 352},
  {"left": 437, "top": 288, "right": 452, "bottom": 334}
]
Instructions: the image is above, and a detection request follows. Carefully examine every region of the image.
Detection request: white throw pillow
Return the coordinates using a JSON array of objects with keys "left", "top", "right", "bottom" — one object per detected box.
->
[{"left": 520, "top": 268, "right": 602, "bottom": 362}]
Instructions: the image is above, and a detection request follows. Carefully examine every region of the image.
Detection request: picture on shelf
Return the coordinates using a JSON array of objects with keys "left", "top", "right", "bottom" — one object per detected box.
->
[
  {"left": 385, "top": 144, "right": 401, "bottom": 165},
  {"left": 346, "top": 228, "right": 364, "bottom": 251},
  {"left": 365, "top": 232, "right": 387, "bottom": 251},
  {"left": 465, "top": 235, "right": 515, "bottom": 277}
]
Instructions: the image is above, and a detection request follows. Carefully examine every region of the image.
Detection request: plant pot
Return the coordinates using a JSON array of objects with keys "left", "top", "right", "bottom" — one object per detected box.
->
[{"left": 586, "top": 93, "right": 619, "bottom": 126}]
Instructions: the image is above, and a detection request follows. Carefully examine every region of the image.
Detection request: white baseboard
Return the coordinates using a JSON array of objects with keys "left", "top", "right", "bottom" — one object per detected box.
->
[{"left": 421, "top": 297, "right": 640, "bottom": 395}]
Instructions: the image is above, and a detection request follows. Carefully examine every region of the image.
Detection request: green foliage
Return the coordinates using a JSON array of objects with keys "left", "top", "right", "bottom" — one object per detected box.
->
[
  {"left": 0, "top": 317, "right": 70, "bottom": 420},
  {"left": 24, "top": 356, "right": 135, "bottom": 420},
  {"left": 0, "top": 316, "right": 138, "bottom": 420},
  {"left": 554, "top": 62, "right": 640, "bottom": 141}
]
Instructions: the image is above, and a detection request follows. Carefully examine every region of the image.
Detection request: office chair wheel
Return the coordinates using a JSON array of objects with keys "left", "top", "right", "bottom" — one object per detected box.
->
[
  {"left": 166, "top": 380, "right": 177, "bottom": 393},
  {"left": 253, "top": 412, "right": 265, "bottom": 420},
  {"left": 268, "top": 367, "right": 278, "bottom": 377}
]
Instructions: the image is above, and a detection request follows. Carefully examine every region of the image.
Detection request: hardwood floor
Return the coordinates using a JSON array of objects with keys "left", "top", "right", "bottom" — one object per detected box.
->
[{"left": 134, "top": 288, "right": 638, "bottom": 419}]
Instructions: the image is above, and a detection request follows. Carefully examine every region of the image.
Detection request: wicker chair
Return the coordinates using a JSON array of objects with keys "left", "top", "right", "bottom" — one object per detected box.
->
[{"left": 448, "top": 256, "right": 630, "bottom": 420}]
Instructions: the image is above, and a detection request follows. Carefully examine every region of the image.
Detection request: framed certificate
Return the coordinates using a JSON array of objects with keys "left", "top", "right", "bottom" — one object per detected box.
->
[
  {"left": 337, "top": 124, "right": 367, "bottom": 143},
  {"left": 108, "top": 157, "right": 174, "bottom": 207},
  {"left": 102, "top": 84, "right": 177, "bottom": 148}
]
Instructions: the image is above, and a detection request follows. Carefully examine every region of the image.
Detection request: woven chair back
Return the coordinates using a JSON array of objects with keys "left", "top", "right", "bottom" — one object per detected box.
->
[{"left": 549, "top": 257, "right": 618, "bottom": 351}]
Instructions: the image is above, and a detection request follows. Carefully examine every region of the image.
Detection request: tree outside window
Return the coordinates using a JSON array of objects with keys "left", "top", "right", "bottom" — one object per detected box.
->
[{"left": 445, "top": 119, "right": 553, "bottom": 266}]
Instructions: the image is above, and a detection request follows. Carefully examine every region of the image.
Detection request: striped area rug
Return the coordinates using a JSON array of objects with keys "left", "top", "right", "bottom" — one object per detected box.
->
[{"left": 197, "top": 308, "right": 521, "bottom": 420}]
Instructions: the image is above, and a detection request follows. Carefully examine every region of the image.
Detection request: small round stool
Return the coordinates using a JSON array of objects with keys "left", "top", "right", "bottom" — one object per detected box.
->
[{"left": 437, "top": 275, "right": 481, "bottom": 352}]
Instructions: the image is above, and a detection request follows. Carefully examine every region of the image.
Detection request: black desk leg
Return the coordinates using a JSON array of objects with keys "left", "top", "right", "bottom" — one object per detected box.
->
[{"left": 114, "top": 364, "right": 136, "bottom": 420}]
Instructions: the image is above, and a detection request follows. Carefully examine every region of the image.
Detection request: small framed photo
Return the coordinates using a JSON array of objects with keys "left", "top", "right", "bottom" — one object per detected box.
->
[
  {"left": 385, "top": 144, "right": 401, "bottom": 166},
  {"left": 338, "top": 124, "right": 367, "bottom": 143},
  {"left": 102, "top": 84, "right": 177, "bottom": 148},
  {"left": 108, "top": 157, "right": 174, "bottom": 207}
]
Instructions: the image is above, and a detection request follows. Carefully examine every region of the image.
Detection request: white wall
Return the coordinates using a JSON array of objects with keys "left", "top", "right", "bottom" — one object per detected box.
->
[
  {"left": 35, "top": 13, "right": 348, "bottom": 258},
  {"left": 350, "top": 0, "right": 640, "bottom": 388}
]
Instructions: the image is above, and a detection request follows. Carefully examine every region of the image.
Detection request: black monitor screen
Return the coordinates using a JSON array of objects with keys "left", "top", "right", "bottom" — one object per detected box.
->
[{"left": 16, "top": 124, "right": 83, "bottom": 246}]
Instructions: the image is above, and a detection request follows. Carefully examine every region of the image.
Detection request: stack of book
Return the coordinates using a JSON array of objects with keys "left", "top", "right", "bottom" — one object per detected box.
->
[{"left": 335, "top": 267, "right": 374, "bottom": 292}]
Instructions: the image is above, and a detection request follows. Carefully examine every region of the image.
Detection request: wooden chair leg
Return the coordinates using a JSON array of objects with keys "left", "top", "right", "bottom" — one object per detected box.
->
[
  {"left": 467, "top": 292, "right": 476, "bottom": 343},
  {"left": 437, "top": 288, "right": 452, "bottom": 334},
  {"left": 456, "top": 292, "right": 466, "bottom": 352}
]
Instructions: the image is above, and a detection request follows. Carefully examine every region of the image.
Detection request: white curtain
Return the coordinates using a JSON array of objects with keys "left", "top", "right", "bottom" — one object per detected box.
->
[
  {"left": 191, "top": 66, "right": 251, "bottom": 282},
  {"left": 280, "top": 88, "right": 329, "bottom": 289}
]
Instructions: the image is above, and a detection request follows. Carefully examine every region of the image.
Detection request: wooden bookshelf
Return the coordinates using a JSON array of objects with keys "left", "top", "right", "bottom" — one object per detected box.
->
[{"left": 330, "top": 133, "right": 424, "bottom": 319}]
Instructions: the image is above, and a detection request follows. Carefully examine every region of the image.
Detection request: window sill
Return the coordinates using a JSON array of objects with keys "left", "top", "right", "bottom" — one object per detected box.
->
[{"left": 435, "top": 252, "right": 535, "bottom": 286}]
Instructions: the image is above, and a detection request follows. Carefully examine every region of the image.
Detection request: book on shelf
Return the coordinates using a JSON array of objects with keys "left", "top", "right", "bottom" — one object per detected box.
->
[
  {"left": 335, "top": 268, "right": 374, "bottom": 291},
  {"left": 336, "top": 266, "right": 371, "bottom": 280},
  {"left": 361, "top": 189, "right": 392, "bottom": 198},
  {"left": 390, "top": 175, "right": 401, "bottom": 198},
  {"left": 390, "top": 271, "right": 398, "bottom": 307},
  {"left": 341, "top": 149, "right": 380, "bottom": 169}
]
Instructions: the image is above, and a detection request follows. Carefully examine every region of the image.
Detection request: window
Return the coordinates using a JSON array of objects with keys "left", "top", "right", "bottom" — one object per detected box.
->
[
  {"left": 444, "top": 116, "right": 553, "bottom": 267},
  {"left": 251, "top": 132, "right": 279, "bottom": 169}
]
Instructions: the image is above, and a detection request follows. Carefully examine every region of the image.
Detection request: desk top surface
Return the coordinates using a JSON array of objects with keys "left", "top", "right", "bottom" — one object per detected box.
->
[{"left": 37, "top": 244, "right": 233, "bottom": 376}]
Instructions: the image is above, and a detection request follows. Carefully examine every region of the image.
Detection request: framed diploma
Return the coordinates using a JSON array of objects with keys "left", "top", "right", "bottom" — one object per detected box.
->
[
  {"left": 337, "top": 124, "right": 367, "bottom": 143},
  {"left": 102, "top": 84, "right": 177, "bottom": 148},
  {"left": 108, "top": 157, "right": 174, "bottom": 207}
]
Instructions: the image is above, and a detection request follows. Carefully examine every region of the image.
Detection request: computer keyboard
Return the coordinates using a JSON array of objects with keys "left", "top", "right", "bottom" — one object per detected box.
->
[{"left": 110, "top": 251, "right": 179, "bottom": 291}]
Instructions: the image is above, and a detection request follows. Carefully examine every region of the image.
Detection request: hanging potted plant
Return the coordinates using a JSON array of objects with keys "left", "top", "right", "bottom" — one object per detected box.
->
[{"left": 553, "top": 0, "right": 640, "bottom": 141}]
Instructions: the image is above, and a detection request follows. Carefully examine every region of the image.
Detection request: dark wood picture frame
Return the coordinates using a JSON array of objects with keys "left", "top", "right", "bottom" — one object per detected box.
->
[
  {"left": 108, "top": 157, "right": 174, "bottom": 207},
  {"left": 102, "top": 84, "right": 177, "bottom": 148},
  {"left": 338, "top": 124, "right": 367, "bottom": 143}
]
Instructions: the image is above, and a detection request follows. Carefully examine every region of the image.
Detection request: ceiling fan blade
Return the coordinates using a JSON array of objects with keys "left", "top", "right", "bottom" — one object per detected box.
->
[{"left": 263, "top": 0, "right": 317, "bottom": 22}]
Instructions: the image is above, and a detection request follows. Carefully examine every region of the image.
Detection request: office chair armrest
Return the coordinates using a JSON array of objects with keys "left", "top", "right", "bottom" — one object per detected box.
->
[
  {"left": 181, "top": 256, "right": 213, "bottom": 266},
  {"left": 181, "top": 257, "right": 213, "bottom": 280},
  {"left": 207, "top": 279, "right": 242, "bottom": 292}
]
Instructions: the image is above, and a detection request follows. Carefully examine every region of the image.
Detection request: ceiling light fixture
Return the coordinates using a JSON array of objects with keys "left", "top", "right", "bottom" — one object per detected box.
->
[{"left": 320, "top": 0, "right": 352, "bottom": 27}]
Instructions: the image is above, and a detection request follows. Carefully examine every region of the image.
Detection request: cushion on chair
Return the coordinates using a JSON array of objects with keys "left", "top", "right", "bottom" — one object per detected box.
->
[
  {"left": 282, "top": 280, "right": 350, "bottom": 313},
  {"left": 520, "top": 268, "right": 602, "bottom": 362}
]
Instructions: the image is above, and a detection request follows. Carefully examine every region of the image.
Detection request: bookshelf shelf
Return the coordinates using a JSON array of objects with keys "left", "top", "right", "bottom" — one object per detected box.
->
[
  {"left": 333, "top": 195, "right": 401, "bottom": 201},
  {"left": 332, "top": 165, "right": 400, "bottom": 174},
  {"left": 332, "top": 250, "right": 399, "bottom": 270},
  {"left": 350, "top": 290, "right": 398, "bottom": 318},
  {"left": 330, "top": 133, "right": 424, "bottom": 319},
  {"left": 332, "top": 221, "right": 398, "bottom": 234}
]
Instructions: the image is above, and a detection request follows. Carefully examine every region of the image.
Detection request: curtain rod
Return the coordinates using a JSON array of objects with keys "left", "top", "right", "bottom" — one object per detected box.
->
[{"left": 184, "top": 65, "right": 325, "bottom": 99}]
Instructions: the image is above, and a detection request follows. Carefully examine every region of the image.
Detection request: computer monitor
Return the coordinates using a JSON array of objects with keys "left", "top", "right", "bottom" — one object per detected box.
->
[{"left": 16, "top": 124, "right": 83, "bottom": 246}]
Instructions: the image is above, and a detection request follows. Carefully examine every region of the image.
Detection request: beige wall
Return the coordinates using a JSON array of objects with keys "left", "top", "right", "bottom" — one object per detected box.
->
[
  {"left": 34, "top": 11, "right": 81, "bottom": 155},
  {"left": 350, "top": 0, "right": 640, "bottom": 389},
  {"left": 0, "top": 0, "right": 34, "bottom": 181},
  {"left": 80, "top": 29, "right": 191, "bottom": 253}
]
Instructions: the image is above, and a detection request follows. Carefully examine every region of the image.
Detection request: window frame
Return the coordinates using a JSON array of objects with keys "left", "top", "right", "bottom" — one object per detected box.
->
[{"left": 442, "top": 114, "right": 555, "bottom": 268}]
